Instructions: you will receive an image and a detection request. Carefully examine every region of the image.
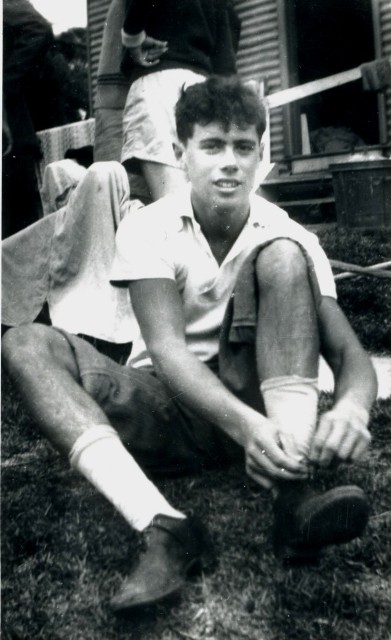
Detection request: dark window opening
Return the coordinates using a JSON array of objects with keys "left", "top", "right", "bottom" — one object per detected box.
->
[{"left": 287, "top": 0, "right": 380, "bottom": 155}]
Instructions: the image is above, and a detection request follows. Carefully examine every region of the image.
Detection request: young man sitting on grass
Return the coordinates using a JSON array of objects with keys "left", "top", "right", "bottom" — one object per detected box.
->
[{"left": 2, "top": 76, "right": 377, "bottom": 612}]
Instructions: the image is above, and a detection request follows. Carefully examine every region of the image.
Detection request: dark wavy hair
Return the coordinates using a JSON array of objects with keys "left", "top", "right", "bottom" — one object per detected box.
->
[{"left": 175, "top": 75, "right": 266, "bottom": 144}]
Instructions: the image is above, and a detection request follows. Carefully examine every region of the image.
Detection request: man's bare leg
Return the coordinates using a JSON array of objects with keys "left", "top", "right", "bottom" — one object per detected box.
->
[
  {"left": 254, "top": 239, "right": 319, "bottom": 462},
  {"left": 253, "top": 240, "right": 369, "bottom": 560},
  {"left": 3, "top": 324, "right": 207, "bottom": 608},
  {"left": 2, "top": 324, "right": 107, "bottom": 451},
  {"left": 2, "top": 324, "right": 184, "bottom": 528},
  {"left": 255, "top": 239, "right": 319, "bottom": 378}
]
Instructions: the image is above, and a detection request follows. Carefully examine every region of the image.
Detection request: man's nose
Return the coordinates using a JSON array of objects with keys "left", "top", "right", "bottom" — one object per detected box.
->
[{"left": 220, "top": 146, "right": 238, "bottom": 170}]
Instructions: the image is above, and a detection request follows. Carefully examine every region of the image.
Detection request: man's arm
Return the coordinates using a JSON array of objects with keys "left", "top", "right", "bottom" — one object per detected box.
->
[
  {"left": 122, "top": 0, "right": 167, "bottom": 66},
  {"left": 129, "top": 278, "right": 308, "bottom": 488},
  {"left": 309, "top": 296, "right": 377, "bottom": 466}
]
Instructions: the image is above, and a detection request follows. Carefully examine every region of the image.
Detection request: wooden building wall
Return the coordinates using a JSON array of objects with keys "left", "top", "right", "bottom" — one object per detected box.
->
[
  {"left": 86, "top": 0, "right": 286, "bottom": 163},
  {"left": 234, "top": 0, "right": 285, "bottom": 163},
  {"left": 86, "top": 0, "right": 391, "bottom": 165},
  {"left": 376, "top": 0, "right": 391, "bottom": 145},
  {"left": 87, "top": 0, "right": 110, "bottom": 104}
]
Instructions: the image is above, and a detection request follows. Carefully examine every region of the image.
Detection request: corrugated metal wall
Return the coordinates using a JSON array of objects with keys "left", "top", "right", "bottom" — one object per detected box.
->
[
  {"left": 378, "top": 0, "right": 391, "bottom": 145},
  {"left": 87, "top": 0, "right": 111, "bottom": 103},
  {"left": 87, "top": 0, "right": 286, "bottom": 162},
  {"left": 234, "top": 0, "right": 285, "bottom": 162}
]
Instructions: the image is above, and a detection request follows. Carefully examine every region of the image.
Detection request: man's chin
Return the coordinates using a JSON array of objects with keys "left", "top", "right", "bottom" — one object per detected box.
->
[{"left": 212, "top": 193, "right": 248, "bottom": 211}]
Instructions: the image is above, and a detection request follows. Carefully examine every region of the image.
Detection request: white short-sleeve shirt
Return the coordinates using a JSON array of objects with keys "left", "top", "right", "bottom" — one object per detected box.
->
[{"left": 110, "top": 186, "right": 336, "bottom": 368}]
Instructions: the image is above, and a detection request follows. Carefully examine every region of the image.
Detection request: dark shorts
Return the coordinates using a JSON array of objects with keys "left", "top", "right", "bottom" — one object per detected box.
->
[
  {"left": 58, "top": 329, "right": 242, "bottom": 476},
  {"left": 56, "top": 238, "right": 322, "bottom": 476}
]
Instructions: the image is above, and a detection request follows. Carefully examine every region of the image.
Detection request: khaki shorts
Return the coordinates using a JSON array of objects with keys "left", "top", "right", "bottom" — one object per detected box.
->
[{"left": 121, "top": 69, "right": 205, "bottom": 167}]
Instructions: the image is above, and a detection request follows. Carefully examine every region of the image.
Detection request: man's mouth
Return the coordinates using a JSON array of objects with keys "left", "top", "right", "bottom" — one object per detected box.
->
[{"left": 214, "top": 180, "right": 241, "bottom": 189}]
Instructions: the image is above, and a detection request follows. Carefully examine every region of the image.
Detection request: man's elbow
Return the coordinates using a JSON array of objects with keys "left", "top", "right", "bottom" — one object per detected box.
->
[{"left": 148, "top": 337, "right": 187, "bottom": 370}]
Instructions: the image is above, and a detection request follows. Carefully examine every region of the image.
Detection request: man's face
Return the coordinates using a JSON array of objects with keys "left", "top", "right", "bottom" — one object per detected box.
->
[{"left": 177, "top": 122, "right": 262, "bottom": 219}]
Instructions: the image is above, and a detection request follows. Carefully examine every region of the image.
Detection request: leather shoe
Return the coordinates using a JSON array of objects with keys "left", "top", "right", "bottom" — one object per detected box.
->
[
  {"left": 273, "top": 483, "right": 369, "bottom": 564},
  {"left": 110, "top": 514, "right": 207, "bottom": 611}
]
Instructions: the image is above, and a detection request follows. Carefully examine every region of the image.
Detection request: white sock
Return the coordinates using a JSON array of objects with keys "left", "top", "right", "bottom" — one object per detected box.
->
[
  {"left": 69, "top": 424, "right": 185, "bottom": 531},
  {"left": 261, "top": 375, "right": 319, "bottom": 464}
]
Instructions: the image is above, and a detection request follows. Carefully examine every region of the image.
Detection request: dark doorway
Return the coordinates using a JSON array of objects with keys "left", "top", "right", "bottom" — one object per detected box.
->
[{"left": 286, "top": 0, "right": 380, "bottom": 155}]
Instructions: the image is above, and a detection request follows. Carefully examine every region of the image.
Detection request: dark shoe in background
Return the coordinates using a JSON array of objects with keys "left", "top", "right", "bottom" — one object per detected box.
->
[
  {"left": 110, "top": 514, "right": 207, "bottom": 611},
  {"left": 273, "top": 482, "right": 369, "bottom": 565}
]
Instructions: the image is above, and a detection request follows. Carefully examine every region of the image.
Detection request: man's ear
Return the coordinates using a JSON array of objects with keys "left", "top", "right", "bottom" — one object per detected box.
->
[
  {"left": 173, "top": 141, "right": 185, "bottom": 165},
  {"left": 259, "top": 141, "right": 264, "bottom": 161}
]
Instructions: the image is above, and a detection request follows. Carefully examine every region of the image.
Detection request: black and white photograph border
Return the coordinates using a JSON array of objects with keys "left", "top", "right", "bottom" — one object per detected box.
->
[{"left": 2, "top": 1, "right": 391, "bottom": 639}]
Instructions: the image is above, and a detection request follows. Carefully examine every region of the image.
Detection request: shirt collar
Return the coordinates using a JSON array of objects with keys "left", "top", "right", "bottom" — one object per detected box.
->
[
  {"left": 162, "top": 185, "right": 195, "bottom": 232},
  {"left": 167, "top": 185, "right": 284, "bottom": 232}
]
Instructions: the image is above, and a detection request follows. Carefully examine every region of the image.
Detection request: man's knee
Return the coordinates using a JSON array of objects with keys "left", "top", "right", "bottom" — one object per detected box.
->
[
  {"left": 255, "top": 239, "right": 309, "bottom": 289},
  {"left": 2, "top": 324, "right": 78, "bottom": 378},
  {"left": 86, "top": 161, "right": 126, "bottom": 184},
  {"left": 79, "top": 161, "right": 130, "bottom": 204}
]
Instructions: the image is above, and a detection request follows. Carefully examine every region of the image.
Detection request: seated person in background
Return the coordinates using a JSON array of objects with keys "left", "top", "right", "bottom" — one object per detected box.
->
[
  {"left": 2, "top": 76, "right": 377, "bottom": 614},
  {"left": 120, "top": 0, "right": 241, "bottom": 202}
]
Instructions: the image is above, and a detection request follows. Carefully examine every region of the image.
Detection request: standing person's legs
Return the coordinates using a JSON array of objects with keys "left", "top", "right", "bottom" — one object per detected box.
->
[
  {"left": 141, "top": 160, "right": 187, "bottom": 201},
  {"left": 121, "top": 70, "right": 204, "bottom": 201},
  {"left": 2, "top": 325, "right": 208, "bottom": 608}
]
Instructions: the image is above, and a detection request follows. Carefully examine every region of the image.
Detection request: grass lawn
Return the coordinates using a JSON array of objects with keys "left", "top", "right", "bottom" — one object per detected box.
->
[{"left": 2, "top": 227, "right": 391, "bottom": 640}]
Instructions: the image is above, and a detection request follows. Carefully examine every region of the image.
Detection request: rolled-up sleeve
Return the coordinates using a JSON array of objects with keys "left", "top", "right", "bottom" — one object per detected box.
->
[{"left": 110, "top": 209, "right": 176, "bottom": 285}]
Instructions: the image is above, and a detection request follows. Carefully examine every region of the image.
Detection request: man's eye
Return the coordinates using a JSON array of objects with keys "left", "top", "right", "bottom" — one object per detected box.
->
[
  {"left": 203, "top": 143, "right": 219, "bottom": 151},
  {"left": 237, "top": 143, "right": 254, "bottom": 153}
]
